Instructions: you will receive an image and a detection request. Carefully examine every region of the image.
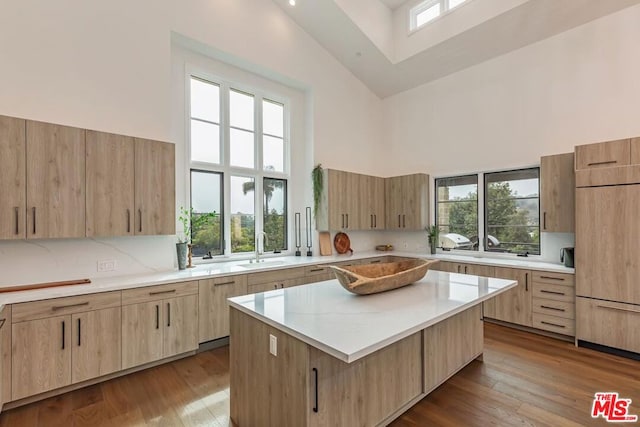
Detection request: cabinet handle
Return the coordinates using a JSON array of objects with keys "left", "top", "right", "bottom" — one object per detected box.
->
[
  {"left": 214, "top": 280, "right": 236, "bottom": 287},
  {"left": 32, "top": 207, "right": 36, "bottom": 235},
  {"left": 464, "top": 266, "right": 468, "bottom": 274},
  {"left": 167, "top": 302, "right": 171, "bottom": 327},
  {"left": 539, "top": 276, "right": 565, "bottom": 281},
  {"left": 402, "top": 215, "right": 406, "bottom": 228},
  {"left": 346, "top": 214, "right": 349, "bottom": 228},
  {"left": 309, "top": 268, "right": 324, "bottom": 272},
  {"left": 312, "top": 367, "right": 319, "bottom": 413},
  {"left": 525, "top": 273, "right": 529, "bottom": 292},
  {"left": 52, "top": 301, "right": 89, "bottom": 311},
  {"left": 457, "top": 265, "right": 461, "bottom": 273},
  {"left": 398, "top": 215, "right": 401, "bottom": 228},
  {"left": 540, "top": 305, "right": 566, "bottom": 312},
  {"left": 0, "top": 319, "right": 5, "bottom": 330},
  {"left": 374, "top": 214, "right": 377, "bottom": 228},
  {"left": 62, "top": 321, "right": 66, "bottom": 350},
  {"left": 341, "top": 214, "right": 344, "bottom": 229},
  {"left": 14, "top": 207, "right": 19, "bottom": 235},
  {"left": 138, "top": 209, "right": 142, "bottom": 233},
  {"left": 127, "top": 209, "right": 131, "bottom": 233},
  {"left": 587, "top": 160, "right": 617, "bottom": 166},
  {"left": 155, "top": 305, "right": 160, "bottom": 329},
  {"left": 597, "top": 304, "right": 640, "bottom": 314},
  {"left": 540, "top": 289, "right": 564, "bottom": 296},
  {"left": 370, "top": 260, "right": 381, "bottom": 264},
  {"left": 77, "top": 318, "right": 81, "bottom": 346},
  {"left": 540, "top": 320, "right": 565, "bottom": 329},
  {"left": 149, "top": 289, "right": 176, "bottom": 296},
  {"left": 543, "top": 212, "right": 547, "bottom": 230}
]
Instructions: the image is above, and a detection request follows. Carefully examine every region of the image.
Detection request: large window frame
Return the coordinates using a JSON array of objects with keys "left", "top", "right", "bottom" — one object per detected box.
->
[
  {"left": 409, "top": 0, "right": 469, "bottom": 31},
  {"left": 187, "top": 71, "right": 291, "bottom": 259},
  {"left": 434, "top": 167, "right": 541, "bottom": 257}
]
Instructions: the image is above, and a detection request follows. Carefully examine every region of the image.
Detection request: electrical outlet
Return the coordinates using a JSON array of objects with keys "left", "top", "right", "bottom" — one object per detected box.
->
[
  {"left": 97, "top": 259, "right": 117, "bottom": 272},
  {"left": 269, "top": 334, "right": 278, "bottom": 356}
]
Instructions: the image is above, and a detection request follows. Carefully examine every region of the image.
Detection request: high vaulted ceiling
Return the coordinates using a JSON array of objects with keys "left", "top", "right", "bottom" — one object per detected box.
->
[{"left": 275, "top": 0, "right": 640, "bottom": 98}]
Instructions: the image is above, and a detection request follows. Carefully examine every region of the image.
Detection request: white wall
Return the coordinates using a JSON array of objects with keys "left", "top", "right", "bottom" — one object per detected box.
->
[
  {"left": 383, "top": 4, "right": 640, "bottom": 177},
  {"left": 0, "top": 0, "right": 385, "bottom": 284}
]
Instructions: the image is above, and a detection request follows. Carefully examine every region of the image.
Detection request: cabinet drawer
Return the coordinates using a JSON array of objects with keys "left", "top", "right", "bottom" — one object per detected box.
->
[
  {"left": 122, "top": 281, "right": 198, "bottom": 305},
  {"left": 532, "top": 282, "right": 575, "bottom": 302},
  {"left": 532, "top": 313, "right": 575, "bottom": 336},
  {"left": 577, "top": 297, "right": 640, "bottom": 353},
  {"left": 203, "top": 274, "right": 247, "bottom": 288},
  {"left": 247, "top": 267, "right": 305, "bottom": 286},
  {"left": 12, "top": 291, "right": 121, "bottom": 323},
  {"left": 575, "top": 139, "right": 630, "bottom": 170},
  {"left": 304, "top": 265, "right": 331, "bottom": 276},
  {"left": 532, "top": 271, "right": 574, "bottom": 287},
  {"left": 532, "top": 298, "right": 575, "bottom": 319}
]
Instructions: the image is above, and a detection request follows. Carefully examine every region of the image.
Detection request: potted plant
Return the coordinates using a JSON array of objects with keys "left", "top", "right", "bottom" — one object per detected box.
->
[
  {"left": 426, "top": 225, "right": 439, "bottom": 255},
  {"left": 312, "top": 164, "right": 323, "bottom": 216},
  {"left": 178, "top": 207, "right": 217, "bottom": 269}
]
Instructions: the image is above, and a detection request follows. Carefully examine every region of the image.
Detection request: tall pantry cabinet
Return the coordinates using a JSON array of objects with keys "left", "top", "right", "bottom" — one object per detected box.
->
[{"left": 575, "top": 137, "right": 640, "bottom": 354}]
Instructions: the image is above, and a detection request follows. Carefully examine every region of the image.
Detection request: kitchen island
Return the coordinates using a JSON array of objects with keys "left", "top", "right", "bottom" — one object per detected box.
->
[{"left": 228, "top": 269, "right": 517, "bottom": 426}]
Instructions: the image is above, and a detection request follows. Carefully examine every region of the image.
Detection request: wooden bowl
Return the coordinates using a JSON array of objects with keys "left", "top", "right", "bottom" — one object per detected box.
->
[{"left": 329, "top": 259, "right": 439, "bottom": 295}]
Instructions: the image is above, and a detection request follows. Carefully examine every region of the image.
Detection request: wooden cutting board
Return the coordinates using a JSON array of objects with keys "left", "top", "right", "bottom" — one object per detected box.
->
[
  {"left": 0, "top": 278, "right": 91, "bottom": 293},
  {"left": 319, "top": 231, "right": 332, "bottom": 256}
]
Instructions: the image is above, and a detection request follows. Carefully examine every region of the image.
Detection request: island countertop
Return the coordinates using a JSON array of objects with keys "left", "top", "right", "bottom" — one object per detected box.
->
[{"left": 228, "top": 270, "right": 517, "bottom": 363}]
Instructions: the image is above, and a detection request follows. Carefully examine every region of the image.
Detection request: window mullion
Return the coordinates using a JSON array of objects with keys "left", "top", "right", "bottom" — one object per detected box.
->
[{"left": 221, "top": 83, "right": 232, "bottom": 256}]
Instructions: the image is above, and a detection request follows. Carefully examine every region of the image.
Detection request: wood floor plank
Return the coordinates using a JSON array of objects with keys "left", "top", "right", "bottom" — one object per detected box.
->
[{"left": 1, "top": 323, "right": 639, "bottom": 426}]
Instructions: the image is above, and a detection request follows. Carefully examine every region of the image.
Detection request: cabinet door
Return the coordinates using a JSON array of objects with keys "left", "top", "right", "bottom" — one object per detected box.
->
[
  {"left": 371, "top": 176, "right": 385, "bottom": 230},
  {"left": 26, "top": 121, "right": 85, "bottom": 239},
  {"left": 359, "top": 175, "right": 385, "bottom": 230},
  {"left": 576, "top": 185, "right": 640, "bottom": 304},
  {"left": 326, "top": 169, "right": 345, "bottom": 230},
  {"left": 465, "top": 264, "right": 495, "bottom": 277},
  {"left": 134, "top": 138, "right": 175, "bottom": 235},
  {"left": 163, "top": 295, "right": 198, "bottom": 358},
  {"left": 122, "top": 301, "right": 163, "bottom": 369},
  {"left": 0, "top": 306, "right": 9, "bottom": 407},
  {"left": 483, "top": 267, "right": 532, "bottom": 327},
  {"left": 575, "top": 138, "right": 630, "bottom": 170},
  {"left": 0, "top": 116, "right": 26, "bottom": 240},
  {"left": 402, "top": 174, "right": 429, "bottom": 230},
  {"left": 631, "top": 137, "right": 640, "bottom": 165},
  {"left": 71, "top": 307, "right": 122, "bottom": 384},
  {"left": 344, "top": 172, "right": 360, "bottom": 230},
  {"left": 12, "top": 315, "right": 71, "bottom": 400},
  {"left": 86, "top": 131, "right": 135, "bottom": 237},
  {"left": 540, "top": 153, "right": 575, "bottom": 233},
  {"left": 199, "top": 276, "right": 248, "bottom": 342},
  {"left": 385, "top": 176, "right": 403, "bottom": 230}
]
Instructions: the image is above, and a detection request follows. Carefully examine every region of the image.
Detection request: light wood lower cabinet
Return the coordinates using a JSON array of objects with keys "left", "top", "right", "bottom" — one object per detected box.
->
[
  {"left": 577, "top": 297, "right": 640, "bottom": 354},
  {"left": 483, "top": 267, "right": 532, "bottom": 327},
  {"left": 12, "top": 315, "right": 71, "bottom": 400},
  {"left": 0, "top": 306, "right": 10, "bottom": 409},
  {"left": 71, "top": 307, "right": 121, "bottom": 384},
  {"left": 121, "top": 282, "right": 198, "bottom": 370},
  {"left": 199, "top": 275, "right": 248, "bottom": 343},
  {"left": 11, "top": 292, "right": 122, "bottom": 400}
]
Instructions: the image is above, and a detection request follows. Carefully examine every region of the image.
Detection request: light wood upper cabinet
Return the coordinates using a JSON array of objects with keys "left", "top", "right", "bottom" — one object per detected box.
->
[
  {"left": 385, "top": 174, "right": 429, "bottom": 230},
  {"left": 575, "top": 138, "right": 630, "bottom": 170},
  {"left": 576, "top": 185, "right": 640, "bottom": 305},
  {"left": 0, "top": 116, "right": 26, "bottom": 240},
  {"left": 317, "top": 169, "right": 360, "bottom": 231},
  {"left": 134, "top": 138, "right": 175, "bottom": 236},
  {"left": 483, "top": 267, "right": 532, "bottom": 327},
  {"left": 12, "top": 315, "right": 71, "bottom": 400},
  {"left": 26, "top": 121, "right": 85, "bottom": 239},
  {"left": 86, "top": 131, "right": 135, "bottom": 237},
  {"left": 199, "top": 275, "right": 248, "bottom": 343},
  {"left": 359, "top": 175, "right": 385, "bottom": 229},
  {"left": 540, "top": 152, "right": 575, "bottom": 233},
  {"left": 631, "top": 138, "right": 640, "bottom": 165},
  {"left": 71, "top": 307, "right": 122, "bottom": 384}
]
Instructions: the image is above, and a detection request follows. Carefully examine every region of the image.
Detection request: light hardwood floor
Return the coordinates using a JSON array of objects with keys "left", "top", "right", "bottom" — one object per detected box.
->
[{"left": 1, "top": 323, "right": 639, "bottom": 426}]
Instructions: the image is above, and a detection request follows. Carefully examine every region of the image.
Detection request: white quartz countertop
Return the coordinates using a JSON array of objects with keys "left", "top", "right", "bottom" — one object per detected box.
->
[
  {"left": 0, "top": 250, "right": 569, "bottom": 309},
  {"left": 424, "top": 253, "right": 574, "bottom": 274},
  {"left": 228, "top": 270, "right": 517, "bottom": 363}
]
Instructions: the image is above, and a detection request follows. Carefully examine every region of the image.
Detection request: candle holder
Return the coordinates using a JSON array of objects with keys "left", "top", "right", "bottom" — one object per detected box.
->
[
  {"left": 305, "top": 207, "right": 313, "bottom": 256},
  {"left": 295, "top": 212, "right": 302, "bottom": 256}
]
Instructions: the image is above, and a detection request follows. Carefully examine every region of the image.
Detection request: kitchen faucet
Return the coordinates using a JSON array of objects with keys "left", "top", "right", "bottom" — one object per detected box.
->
[{"left": 252, "top": 232, "right": 269, "bottom": 263}]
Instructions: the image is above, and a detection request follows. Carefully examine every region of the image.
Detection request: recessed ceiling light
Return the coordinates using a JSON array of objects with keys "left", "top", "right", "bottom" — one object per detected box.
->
[{"left": 289, "top": 0, "right": 296, "bottom": 5}]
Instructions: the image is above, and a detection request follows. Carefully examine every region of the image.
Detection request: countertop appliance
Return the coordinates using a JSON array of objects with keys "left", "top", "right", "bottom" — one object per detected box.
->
[{"left": 560, "top": 247, "right": 574, "bottom": 268}]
